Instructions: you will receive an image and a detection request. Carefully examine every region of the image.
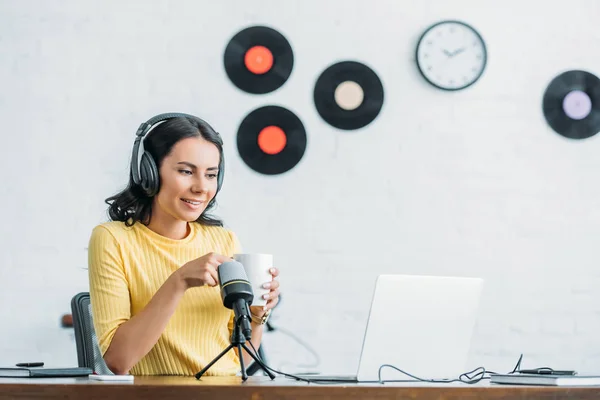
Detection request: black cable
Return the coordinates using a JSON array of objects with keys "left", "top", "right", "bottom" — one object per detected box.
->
[
  {"left": 376, "top": 353, "right": 525, "bottom": 384},
  {"left": 246, "top": 341, "right": 525, "bottom": 386},
  {"left": 265, "top": 322, "right": 321, "bottom": 370},
  {"left": 247, "top": 327, "right": 525, "bottom": 386},
  {"left": 377, "top": 364, "right": 488, "bottom": 384},
  {"left": 512, "top": 353, "right": 523, "bottom": 373},
  {"left": 246, "top": 340, "right": 345, "bottom": 385},
  {"left": 256, "top": 294, "right": 321, "bottom": 372}
]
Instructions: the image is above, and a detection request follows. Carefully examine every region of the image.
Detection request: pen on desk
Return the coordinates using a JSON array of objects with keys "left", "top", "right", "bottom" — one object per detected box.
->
[
  {"left": 16, "top": 362, "right": 44, "bottom": 368},
  {"left": 519, "top": 368, "right": 576, "bottom": 375}
]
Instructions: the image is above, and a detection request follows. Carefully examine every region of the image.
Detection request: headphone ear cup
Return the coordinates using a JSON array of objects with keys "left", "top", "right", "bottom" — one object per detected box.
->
[
  {"left": 217, "top": 156, "right": 225, "bottom": 193},
  {"left": 140, "top": 151, "right": 160, "bottom": 197}
]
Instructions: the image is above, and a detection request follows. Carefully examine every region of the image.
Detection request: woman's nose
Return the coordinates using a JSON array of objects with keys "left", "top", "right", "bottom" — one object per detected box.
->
[{"left": 191, "top": 177, "right": 209, "bottom": 194}]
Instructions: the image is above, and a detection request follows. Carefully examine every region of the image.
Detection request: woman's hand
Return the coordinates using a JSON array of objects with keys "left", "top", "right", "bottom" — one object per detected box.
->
[
  {"left": 175, "top": 252, "right": 231, "bottom": 290},
  {"left": 250, "top": 267, "right": 280, "bottom": 318}
]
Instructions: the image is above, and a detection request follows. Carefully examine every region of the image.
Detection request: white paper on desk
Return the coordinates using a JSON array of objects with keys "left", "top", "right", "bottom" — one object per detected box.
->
[{"left": 88, "top": 374, "right": 134, "bottom": 382}]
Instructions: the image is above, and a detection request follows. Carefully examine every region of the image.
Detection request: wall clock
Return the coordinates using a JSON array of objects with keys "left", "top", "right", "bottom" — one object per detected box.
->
[{"left": 415, "top": 20, "right": 487, "bottom": 91}]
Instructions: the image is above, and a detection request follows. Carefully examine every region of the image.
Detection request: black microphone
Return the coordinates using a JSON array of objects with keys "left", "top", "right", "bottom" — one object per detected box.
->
[{"left": 218, "top": 261, "right": 254, "bottom": 340}]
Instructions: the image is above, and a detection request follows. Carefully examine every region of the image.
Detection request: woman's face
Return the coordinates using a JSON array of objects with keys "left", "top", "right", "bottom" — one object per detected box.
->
[{"left": 154, "top": 136, "right": 221, "bottom": 222}]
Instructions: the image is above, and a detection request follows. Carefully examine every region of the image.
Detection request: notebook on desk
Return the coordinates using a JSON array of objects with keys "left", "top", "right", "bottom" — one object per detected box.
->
[
  {"left": 0, "top": 367, "right": 92, "bottom": 378},
  {"left": 491, "top": 374, "right": 600, "bottom": 386}
]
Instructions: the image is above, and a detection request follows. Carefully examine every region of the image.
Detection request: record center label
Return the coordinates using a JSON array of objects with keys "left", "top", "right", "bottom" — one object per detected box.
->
[{"left": 563, "top": 90, "right": 592, "bottom": 120}]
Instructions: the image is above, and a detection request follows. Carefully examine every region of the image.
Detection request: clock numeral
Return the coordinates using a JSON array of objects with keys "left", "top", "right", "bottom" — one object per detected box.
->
[
  {"left": 476, "top": 54, "right": 482, "bottom": 60},
  {"left": 463, "top": 76, "right": 468, "bottom": 82},
  {"left": 427, "top": 66, "right": 432, "bottom": 71},
  {"left": 423, "top": 53, "right": 429, "bottom": 58},
  {"left": 472, "top": 41, "right": 478, "bottom": 47},
  {"left": 427, "top": 40, "right": 433, "bottom": 45}
]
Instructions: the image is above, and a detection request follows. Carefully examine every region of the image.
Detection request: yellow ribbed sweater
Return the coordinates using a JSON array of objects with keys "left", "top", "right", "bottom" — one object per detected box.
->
[{"left": 87, "top": 221, "right": 241, "bottom": 376}]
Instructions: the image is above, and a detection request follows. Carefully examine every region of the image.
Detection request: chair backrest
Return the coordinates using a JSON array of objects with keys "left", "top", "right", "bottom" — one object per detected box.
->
[{"left": 70, "top": 292, "right": 113, "bottom": 375}]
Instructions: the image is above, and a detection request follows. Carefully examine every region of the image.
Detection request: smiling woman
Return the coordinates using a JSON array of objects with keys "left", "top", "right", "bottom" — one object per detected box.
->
[
  {"left": 87, "top": 114, "right": 281, "bottom": 376},
  {"left": 106, "top": 116, "right": 225, "bottom": 229}
]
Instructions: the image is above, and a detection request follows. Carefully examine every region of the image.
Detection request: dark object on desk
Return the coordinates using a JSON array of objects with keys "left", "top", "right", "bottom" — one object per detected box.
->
[
  {"left": 70, "top": 292, "right": 113, "bottom": 375},
  {"left": 518, "top": 368, "right": 577, "bottom": 376},
  {"left": 15, "top": 363, "right": 44, "bottom": 368},
  {"left": 195, "top": 313, "right": 275, "bottom": 381},
  {"left": 0, "top": 367, "right": 92, "bottom": 378}
]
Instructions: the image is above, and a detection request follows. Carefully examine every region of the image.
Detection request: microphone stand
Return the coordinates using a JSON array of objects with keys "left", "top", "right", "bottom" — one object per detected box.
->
[
  {"left": 247, "top": 321, "right": 275, "bottom": 376},
  {"left": 195, "top": 314, "right": 276, "bottom": 381}
]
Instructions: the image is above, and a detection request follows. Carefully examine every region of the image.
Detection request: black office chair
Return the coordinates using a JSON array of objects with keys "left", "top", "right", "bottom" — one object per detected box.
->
[{"left": 70, "top": 292, "right": 114, "bottom": 375}]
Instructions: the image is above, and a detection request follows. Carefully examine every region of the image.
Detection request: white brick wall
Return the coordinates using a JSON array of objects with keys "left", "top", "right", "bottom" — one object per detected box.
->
[{"left": 2, "top": 0, "right": 600, "bottom": 376}]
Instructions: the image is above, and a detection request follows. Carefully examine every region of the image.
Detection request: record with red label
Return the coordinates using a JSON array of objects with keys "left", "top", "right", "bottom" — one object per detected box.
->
[
  {"left": 542, "top": 70, "right": 600, "bottom": 139},
  {"left": 224, "top": 26, "right": 294, "bottom": 94},
  {"left": 237, "top": 105, "right": 307, "bottom": 175},
  {"left": 314, "top": 61, "right": 384, "bottom": 130}
]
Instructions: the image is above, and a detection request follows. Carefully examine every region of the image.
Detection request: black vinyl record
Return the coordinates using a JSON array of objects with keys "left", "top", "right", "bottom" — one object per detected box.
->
[
  {"left": 237, "top": 106, "right": 307, "bottom": 175},
  {"left": 542, "top": 70, "right": 600, "bottom": 140},
  {"left": 314, "top": 61, "right": 384, "bottom": 130},
  {"left": 224, "top": 26, "right": 294, "bottom": 94}
]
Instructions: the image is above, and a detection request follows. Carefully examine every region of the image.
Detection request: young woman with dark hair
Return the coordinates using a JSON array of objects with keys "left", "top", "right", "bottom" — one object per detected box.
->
[{"left": 88, "top": 114, "right": 280, "bottom": 376}]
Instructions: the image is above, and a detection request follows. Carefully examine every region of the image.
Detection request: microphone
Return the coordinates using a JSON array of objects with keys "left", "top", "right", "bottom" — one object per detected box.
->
[{"left": 218, "top": 260, "right": 254, "bottom": 340}]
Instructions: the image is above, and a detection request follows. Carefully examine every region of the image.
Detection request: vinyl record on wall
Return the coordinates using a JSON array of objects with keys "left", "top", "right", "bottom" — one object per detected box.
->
[
  {"left": 314, "top": 61, "right": 384, "bottom": 130},
  {"left": 224, "top": 26, "right": 294, "bottom": 94},
  {"left": 237, "top": 105, "right": 307, "bottom": 175},
  {"left": 542, "top": 70, "right": 600, "bottom": 140}
]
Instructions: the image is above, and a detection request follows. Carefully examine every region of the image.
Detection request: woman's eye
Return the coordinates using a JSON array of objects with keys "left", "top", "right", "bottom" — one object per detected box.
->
[
  {"left": 207, "top": 174, "right": 218, "bottom": 179},
  {"left": 179, "top": 170, "right": 192, "bottom": 175}
]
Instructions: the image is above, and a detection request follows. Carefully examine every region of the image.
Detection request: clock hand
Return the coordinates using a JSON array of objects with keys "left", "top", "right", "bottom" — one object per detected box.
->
[
  {"left": 442, "top": 49, "right": 452, "bottom": 57},
  {"left": 450, "top": 47, "right": 466, "bottom": 57}
]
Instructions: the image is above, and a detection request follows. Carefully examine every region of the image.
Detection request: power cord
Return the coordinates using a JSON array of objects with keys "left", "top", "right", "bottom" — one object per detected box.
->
[
  {"left": 246, "top": 341, "right": 526, "bottom": 386},
  {"left": 260, "top": 294, "right": 321, "bottom": 372},
  {"left": 377, "top": 364, "right": 487, "bottom": 384},
  {"left": 247, "top": 341, "right": 343, "bottom": 385},
  {"left": 376, "top": 353, "right": 524, "bottom": 384},
  {"left": 265, "top": 321, "right": 321, "bottom": 371},
  {"left": 250, "top": 296, "right": 526, "bottom": 384}
]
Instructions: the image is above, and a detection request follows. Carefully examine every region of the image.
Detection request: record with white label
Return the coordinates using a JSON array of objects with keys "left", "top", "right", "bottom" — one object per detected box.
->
[
  {"left": 542, "top": 70, "right": 600, "bottom": 139},
  {"left": 314, "top": 61, "right": 384, "bottom": 130}
]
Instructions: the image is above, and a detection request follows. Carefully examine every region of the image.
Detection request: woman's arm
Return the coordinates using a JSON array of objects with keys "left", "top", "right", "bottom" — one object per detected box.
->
[
  {"left": 100, "top": 251, "right": 227, "bottom": 375},
  {"left": 102, "top": 273, "right": 186, "bottom": 374}
]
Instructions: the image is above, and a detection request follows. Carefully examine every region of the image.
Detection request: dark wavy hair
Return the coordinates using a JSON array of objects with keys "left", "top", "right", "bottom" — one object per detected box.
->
[{"left": 105, "top": 116, "right": 224, "bottom": 227}]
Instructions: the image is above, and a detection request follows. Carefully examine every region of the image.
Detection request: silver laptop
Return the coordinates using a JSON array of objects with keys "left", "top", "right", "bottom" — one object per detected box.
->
[{"left": 295, "top": 274, "right": 484, "bottom": 382}]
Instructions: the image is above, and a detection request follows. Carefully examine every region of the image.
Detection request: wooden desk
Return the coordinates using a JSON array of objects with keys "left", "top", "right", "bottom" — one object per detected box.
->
[{"left": 1, "top": 375, "right": 599, "bottom": 400}]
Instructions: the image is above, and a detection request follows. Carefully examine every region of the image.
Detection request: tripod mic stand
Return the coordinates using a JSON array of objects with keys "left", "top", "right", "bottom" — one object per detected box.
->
[{"left": 195, "top": 315, "right": 276, "bottom": 381}]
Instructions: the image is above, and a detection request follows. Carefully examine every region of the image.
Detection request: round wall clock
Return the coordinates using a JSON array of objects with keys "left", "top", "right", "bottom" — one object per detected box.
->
[{"left": 415, "top": 20, "right": 487, "bottom": 91}]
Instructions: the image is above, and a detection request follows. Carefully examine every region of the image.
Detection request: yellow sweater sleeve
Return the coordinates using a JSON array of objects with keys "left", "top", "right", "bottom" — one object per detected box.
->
[{"left": 88, "top": 225, "right": 131, "bottom": 355}]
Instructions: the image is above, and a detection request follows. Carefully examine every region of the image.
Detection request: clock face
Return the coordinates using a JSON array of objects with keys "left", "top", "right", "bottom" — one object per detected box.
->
[{"left": 416, "top": 20, "right": 487, "bottom": 91}]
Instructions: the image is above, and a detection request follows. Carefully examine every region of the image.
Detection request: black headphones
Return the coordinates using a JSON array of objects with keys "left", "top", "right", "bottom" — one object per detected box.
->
[{"left": 130, "top": 112, "right": 225, "bottom": 197}]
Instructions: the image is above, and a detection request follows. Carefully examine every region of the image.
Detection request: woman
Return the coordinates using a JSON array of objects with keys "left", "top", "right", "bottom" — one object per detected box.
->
[{"left": 88, "top": 113, "right": 280, "bottom": 376}]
